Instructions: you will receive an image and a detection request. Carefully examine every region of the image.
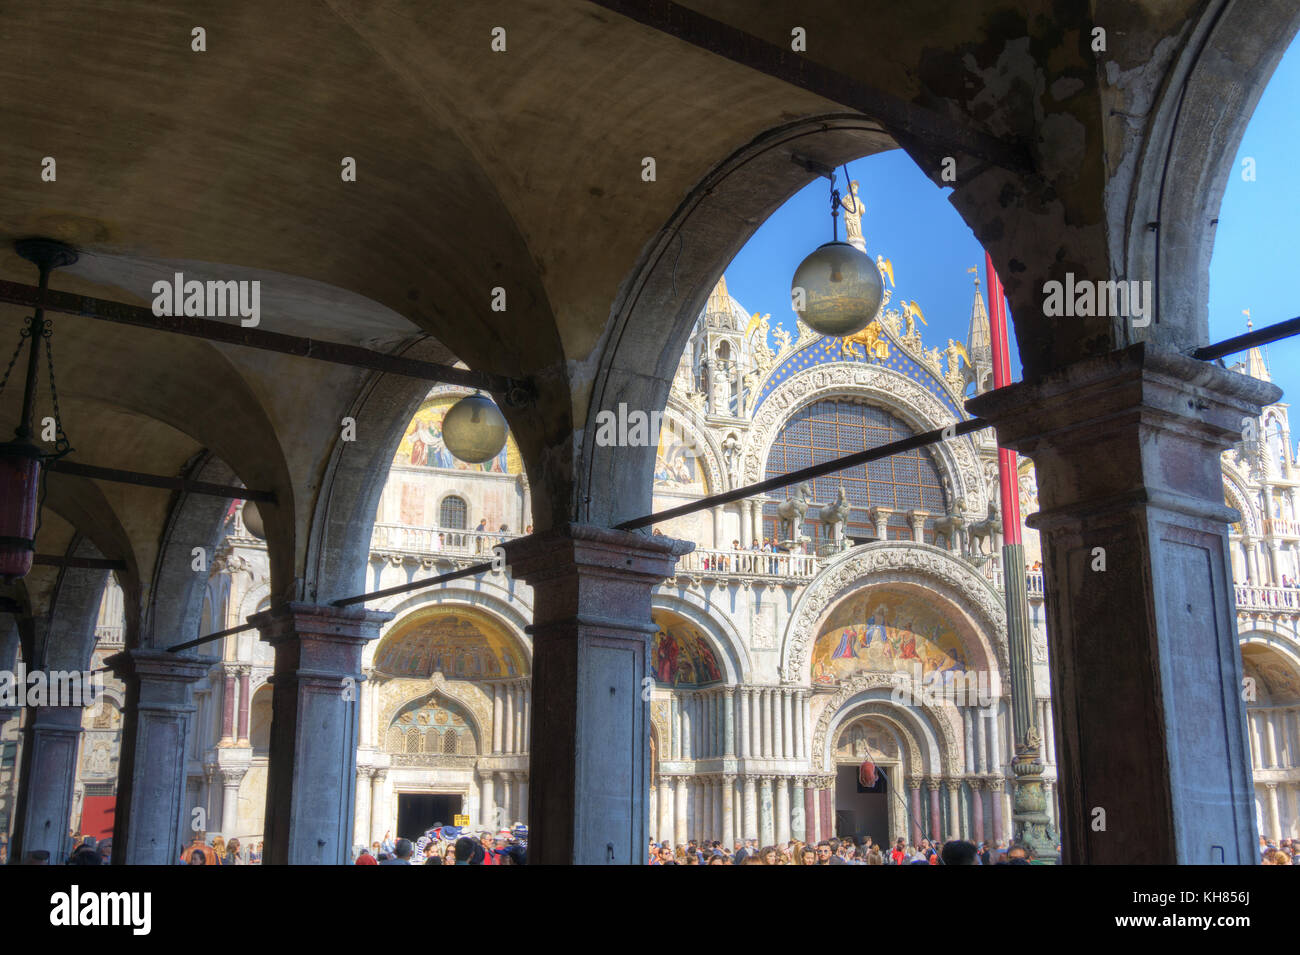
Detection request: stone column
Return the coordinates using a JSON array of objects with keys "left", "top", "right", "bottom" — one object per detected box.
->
[
  {"left": 791, "top": 777, "right": 806, "bottom": 842},
  {"left": 988, "top": 777, "right": 1004, "bottom": 844},
  {"left": 971, "top": 779, "right": 985, "bottom": 844},
  {"left": 945, "top": 780, "right": 961, "bottom": 842},
  {"left": 1266, "top": 714, "right": 1279, "bottom": 769},
  {"left": 9, "top": 704, "right": 84, "bottom": 864},
  {"left": 909, "top": 510, "right": 928, "bottom": 544},
  {"left": 503, "top": 525, "right": 690, "bottom": 864},
  {"left": 722, "top": 774, "right": 736, "bottom": 848},
  {"left": 819, "top": 780, "right": 833, "bottom": 840},
  {"left": 775, "top": 776, "right": 790, "bottom": 844},
  {"left": 740, "top": 501, "right": 752, "bottom": 549},
  {"left": 681, "top": 779, "right": 691, "bottom": 841},
  {"left": 681, "top": 694, "right": 693, "bottom": 760},
  {"left": 236, "top": 666, "right": 251, "bottom": 744},
  {"left": 480, "top": 771, "right": 496, "bottom": 829},
  {"left": 354, "top": 767, "right": 373, "bottom": 849},
  {"left": 1266, "top": 783, "right": 1282, "bottom": 843},
  {"left": 750, "top": 689, "right": 762, "bottom": 758},
  {"left": 504, "top": 685, "right": 516, "bottom": 754},
  {"left": 369, "top": 770, "right": 387, "bottom": 844},
  {"left": 737, "top": 688, "right": 749, "bottom": 759},
  {"left": 220, "top": 668, "right": 237, "bottom": 744},
  {"left": 724, "top": 688, "right": 736, "bottom": 757},
  {"left": 759, "top": 776, "right": 774, "bottom": 845},
  {"left": 803, "top": 693, "right": 812, "bottom": 762},
  {"left": 658, "top": 778, "right": 674, "bottom": 844},
  {"left": 968, "top": 345, "right": 1277, "bottom": 864},
  {"left": 250, "top": 602, "right": 392, "bottom": 865},
  {"left": 781, "top": 689, "right": 793, "bottom": 759},
  {"left": 871, "top": 506, "right": 894, "bottom": 541},
  {"left": 102, "top": 649, "right": 209, "bottom": 865},
  {"left": 803, "top": 782, "right": 817, "bottom": 843},
  {"left": 522, "top": 685, "right": 531, "bottom": 753},
  {"left": 743, "top": 776, "right": 758, "bottom": 840},
  {"left": 927, "top": 779, "right": 942, "bottom": 840},
  {"left": 492, "top": 685, "right": 503, "bottom": 753},
  {"left": 219, "top": 767, "right": 246, "bottom": 836},
  {"left": 711, "top": 506, "right": 723, "bottom": 550}
]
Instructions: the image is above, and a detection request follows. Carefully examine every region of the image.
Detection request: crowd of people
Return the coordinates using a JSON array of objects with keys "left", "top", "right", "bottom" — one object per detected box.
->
[
  {"left": 647, "top": 835, "right": 1035, "bottom": 865},
  {"left": 354, "top": 826, "right": 527, "bottom": 865}
]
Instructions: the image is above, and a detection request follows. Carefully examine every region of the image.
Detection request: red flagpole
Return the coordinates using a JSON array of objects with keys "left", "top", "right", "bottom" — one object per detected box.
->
[{"left": 984, "top": 251, "right": 1021, "bottom": 545}]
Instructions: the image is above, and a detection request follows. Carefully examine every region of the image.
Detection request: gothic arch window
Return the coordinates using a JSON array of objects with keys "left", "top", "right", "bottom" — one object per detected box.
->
[
  {"left": 439, "top": 495, "right": 468, "bottom": 530},
  {"left": 386, "top": 726, "right": 404, "bottom": 752},
  {"left": 424, "top": 728, "right": 440, "bottom": 752},
  {"left": 442, "top": 730, "right": 458, "bottom": 754},
  {"left": 459, "top": 733, "right": 476, "bottom": 755},
  {"left": 764, "top": 399, "right": 947, "bottom": 542},
  {"left": 405, "top": 727, "right": 421, "bottom": 753}
]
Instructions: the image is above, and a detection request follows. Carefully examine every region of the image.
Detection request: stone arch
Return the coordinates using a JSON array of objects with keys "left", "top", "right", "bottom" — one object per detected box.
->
[
  {"left": 140, "top": 452, "right": 242, "bottom": 649},
  {"left": 1119, "top": 0, "right": 1300, "bottom": 355},
  {"left": 579, "top": 114, "right": 899, "bottom": 528},
  {"left": 1241, "top": 629, "right": 1300, "bottom": 705},
  {"left": 780, "top": 541, "right": 1007, "bottom": 685},
  {"left": 382, "top": 672, "right": 488, "bottom": 752},
  {"left": 1223, "top": 468, "right": 1258, "bottom": 536},
  {"left": 814, "top": 677, "right": 958, "bottom": 776},
  {"left": 40, "top": 537, "right": 112, "bottom": 673},
  {"left": 652, "top": 587, "right": 751, "bottom": 684},
  {"left": 367, "top": 599, "right": 530, "bottom": 682},
  {"left": 659, "top": 399, "right": 726, "bottom": 494},
  {"left": 743, "top": 362, "right": 986, "bottom": 518}
]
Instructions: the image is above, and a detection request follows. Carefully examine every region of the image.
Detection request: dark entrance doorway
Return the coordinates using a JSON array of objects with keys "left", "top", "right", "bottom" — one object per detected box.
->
[
  {"left": 397, "top": 793, "right": 462, "bottom": 839},
  {"left": 835, "top": 764, "right": 889, "bottom": 846}
]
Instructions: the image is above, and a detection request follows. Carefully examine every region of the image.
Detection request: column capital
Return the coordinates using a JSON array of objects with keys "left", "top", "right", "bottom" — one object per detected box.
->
[
  {"left": 985, "top": 776, "right": 1005, "bottom": 792},
  {"left": 943, "top": 779, "right": 961, "bottom": 793}
]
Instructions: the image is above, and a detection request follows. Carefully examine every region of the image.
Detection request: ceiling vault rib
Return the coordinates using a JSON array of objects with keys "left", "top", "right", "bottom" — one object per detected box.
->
[{"left": 585, "top": 0, "right": 1035, "bottom": 175}]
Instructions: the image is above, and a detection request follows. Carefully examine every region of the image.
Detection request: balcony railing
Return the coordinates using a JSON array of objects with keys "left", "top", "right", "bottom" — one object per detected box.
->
[
  {"left": 1262, "top": 519, "right": 1300, "bottom": 537},
  {"left": 676, "top": 547, "right": 818, "bottom": 579},
  {"left": 1235, "top": 584, "right": 1300, "bottom": 612},
  {"left": 372, "top": 523, "right": 514, "bottom": 559}
]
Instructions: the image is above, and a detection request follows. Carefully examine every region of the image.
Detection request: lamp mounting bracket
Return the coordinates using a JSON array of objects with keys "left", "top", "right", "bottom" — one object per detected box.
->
[{"left": 791, "top": 153, "right": 836, "bottom": 181}]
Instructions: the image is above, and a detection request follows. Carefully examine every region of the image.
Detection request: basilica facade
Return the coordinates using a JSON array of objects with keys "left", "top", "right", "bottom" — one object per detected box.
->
[{"left": 9, "top": 270, "right": 1300, "bottom": 856}]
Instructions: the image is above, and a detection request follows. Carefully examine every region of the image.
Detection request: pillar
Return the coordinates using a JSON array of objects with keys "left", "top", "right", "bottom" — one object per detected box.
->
[
  {"left": 220, "top": 668, "right": 236, "bottom": 744},
  {"left": 9, "top": 704, "right": 83, "bottom": 864},
  {"left": 658, "top": 779, "right": 674, "bottom": 844},
  {"left": 219, "top": 768, "right": 246, "bottom": 836},
  {"left": 101, "top": 649, "right": 208, "bottom": 865},
  {"left": 724, "top": 688, "right": 735, "bottom": 756},
  {"left": 945, "top": 780, "right": 961, "bottom": 842},
  {"left": 1267, "top": 784, "right": 1282, "bottom": 843},
  {"left": 971, "top": 779, "right": 985, "bottom": 844},
  {"left": 722, "top": 774, "right": 735, "bottom": 848},
  {"left": 481, "top": 771, "right": 496, "bottom": 829},
  {"left": 236, "top": 666, "right": 251, "bottom": 744},
  {"left": 743, "top": 776, "right": 758, "bottom": 840},
  {"left": 369, "top": 770, "right": 387, "bottom": 845},
  {"left": 492, "top": 685, "right": 504, "bottom": 753},
  {"left": 781, "top": 689, "right": 793, "bottom": 759},
  {"left": 681, "top": 779, "right": 691, "bottom": 841},
  {"left": 759, "top": 776, "right": 774, "bottom": 845},
  {"left": 503, "top": 526, "right": 690, "bottom": 864},
  {"left": 803, "top": 782, "right": 816, "bottom": 844},
  {"left": 354, "top": 767, "right": 373, "bottom": 849},
  {"left": 250, "top": 602, "right": 392, "bottom": 865},
  {"left": 927, "top": 779, "right": 942, "bottom": 840},
  {"left": 969, "top": 345, "right": 1277, "bottom": 864},
  {"left": 989, "top": 778, "right": 1004, "bottom": 844},
  {"left": 819, "top": 781, "right": 833, "bottom": 840},
  {"left": 775, "top": 776, "right": 790, "bottom": 844},
  {"left": 737, "top": 688, "right": 749, "bottom": 759},
  {"left": 503, "top": 684, "right": 515, "bottom": 754}
]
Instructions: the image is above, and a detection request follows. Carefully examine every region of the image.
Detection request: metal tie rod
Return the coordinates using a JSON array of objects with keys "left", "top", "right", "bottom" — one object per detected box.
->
[
  {"left": 1193, "top": 315, "right": 1300, "bottom": 362},
  {"left": 615, "top": 417, "right": 991, "bottom": 531}
]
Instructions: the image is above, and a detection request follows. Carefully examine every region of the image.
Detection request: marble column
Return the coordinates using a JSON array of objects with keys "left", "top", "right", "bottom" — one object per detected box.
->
[
  {"left": 737, "top": 688, "right": 749, "bottom": 759},
  {"left": 492, "top": 685, "right": 503, "bottom": 753},
  {"left": 722, "top": 774, "right": 736, "bottom": 848},
  {"left": 236, "top": 666, "right": 251, "bottom": 744},
  {"left": 819, "top": 782, "right": 833, "bottom": 841},
  {"left": 792, "top": 777, "right": 806, "bottom": 842},
  {"left": 945, "top": 780, "right": 961, "bottom": 842},
  {"left": 370, "top": 770, "right": 387, "bottom": 845},
  {"left": 681, "top": 779, "right": 691, "bottom": 847},
  {"left": 971, "top": 779, "right": 985, "bottom": 843},
  {"left": 761, "top": 689, "right": 772, "bottom": 758},
  {"left": 103, "top": 649, "right": 209, "bottom": 865},
  {"left": 220, "top": 668, "right": 237, "bottom": 744},
  {"left": 648, "top": 783, "right": 658, "bottom": 841},
  {"left": 219, "top": 768, "right": 246, "bottom": 836},
  {"left": 781, "top": 689, "right": 793, "bottom": 759},
  {"left": 927, "top": 779, "right": 942, "bottom": 840},
  {"left": 743, "top": 776, "right": 758, "bottom": 840},
  {"left": 741, "top": 502, "right": 752, "bottom": 549},
  {"left": 1267, "top": 783, "right": 1282, "bottom": 842},
  {"left": 354, "top": 767, "right": 373, "bottom": 849},
  {"left": 711, "top": 506, "right": 723, "bottom": 550},
  {"left": 989, "top": 778, "right": 1005, "bottom": 844},
  {"left": 724, "top": 688, "right": 736, "bottom": 756},
  {"left": 970, "top": 345, "right": 1277, "bottom": 864},
  {"left": 759, "top": 776, "right": 775, "bottom": 845},
  {"left": 803, "top": 782, "right": 816, "bottom": 844},
  {"left": 775, "top": 776, "right": 790, "bottom": 844},
  {"left": 9, "top": 704, "right": 84, "bottom": 864},
  {"left": 503, "top": 526, "right": 690, "bottom": 864},
  {"left": 481, "top": 771, "right": 496, "bottom": 829},
  {"left": 503, "top": 684, "right": 515, "bottom": 754},
  {"left": 750, "top": 689, "right": 762, "bottom": 758},
  {"left": 1266, "top": 715, "right": 1279, "bottom": 769},
  {"left": 659, "top": 779, "right": 674, "bottom": 844},
  {"left": 251, "top": 602, "right": 392, "bottom": 865}
]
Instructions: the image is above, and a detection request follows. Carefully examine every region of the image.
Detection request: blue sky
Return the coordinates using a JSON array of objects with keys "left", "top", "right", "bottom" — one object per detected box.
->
[{"left": 724, "top": 33, "right": 1298, "bottom": 415}]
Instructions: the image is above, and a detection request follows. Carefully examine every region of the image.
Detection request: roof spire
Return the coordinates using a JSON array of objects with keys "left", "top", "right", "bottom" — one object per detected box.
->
[
  {"left": 1243, "top": 308, "right": 1271, "bottom": 382},
  {"left": 966, "top": 267, "right": 991, "bottom": 366}
]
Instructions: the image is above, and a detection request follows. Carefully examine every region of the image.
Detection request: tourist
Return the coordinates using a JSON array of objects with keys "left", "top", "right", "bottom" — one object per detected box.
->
[
  {"left": 941, "top": 840, "right": 978, "bottom": 865},
  {"left": 866, "top": 848, "right": 883, "bottom": 864},
  {"left": 890, "top": 838, "right": 906, "bottom": 865},
  {"left": 814, "top": 841, "right": 834, "bottom": 865},
  {"left": 798, "top": 844, "right": 817, "bottom": 865},
  {"left": 381, "top": 838, "right": 414, "bottom": 864},
  {"left": 188, "top": 849, "right": 208, "bottom": 866},
  {"left": 355, "top": 848, "right": 378, "bottom": 865},
  {"left": 225, "top": 838, "right": 243, "bottom": 865},
  {"left": 179, "top": 832, "right": 219, "bottom": 866},
  {"left": 381, "top": 830, "right": 395, "bottom": 855}
]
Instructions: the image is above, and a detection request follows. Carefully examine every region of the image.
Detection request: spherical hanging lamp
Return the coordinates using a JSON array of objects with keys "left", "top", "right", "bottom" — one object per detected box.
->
[
  {"left": 791, "top": 240, "right": 883, "bottom": 337},
  {"left": 858, "top": 759, "right": 878, "bottom": 789},
  {"left": 789, "top": 164, "right": 884, "bottom": 338},
  {"left": 441, "top": 391, "right": 507, "bottom": 464},
  {"left": 241, "top": 500, "right": 266, "bottom": 539},
  {"left": 0, "top": 239, "right": 78, "bottom": 581}
]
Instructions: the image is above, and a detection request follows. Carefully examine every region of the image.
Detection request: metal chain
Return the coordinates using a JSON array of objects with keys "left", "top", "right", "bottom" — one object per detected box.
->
[
  {"left": 0, "top": 318, "right": 34, "bottom": 398},
  {"left": 830, "top": 178, "right": 841, "bottom": 242},
  {"left": 42, "top": 320, "right": 73, "bottom": 458}
]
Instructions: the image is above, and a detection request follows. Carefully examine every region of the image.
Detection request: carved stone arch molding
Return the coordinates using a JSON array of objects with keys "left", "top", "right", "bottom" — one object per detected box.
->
[
  {"left": 742, "top": 362, "right": 986, "bottom": 516},
  {"left": 1222, "top": 466, "right": 1258, "bottom": 536},
  {"left": 381, "top": 671, "right": 491, "bottom": 753},
  {"left": 812, "top": 676, "right": 958, "bottom": 776},
  {"left": 363, "top": 581, "right": 534, "bottom": 671},
  {"left": 779, "top": 541, "right": 1007, "bottom": 684},
  {"left": 662, "top": 398, "right": 727, "bottom": 493},
  {"left": 829, "top": 696, "right": 925, "bottom": 776},
  {"left": 652, "top": 588, "right": 751, "bottom": 684}
]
